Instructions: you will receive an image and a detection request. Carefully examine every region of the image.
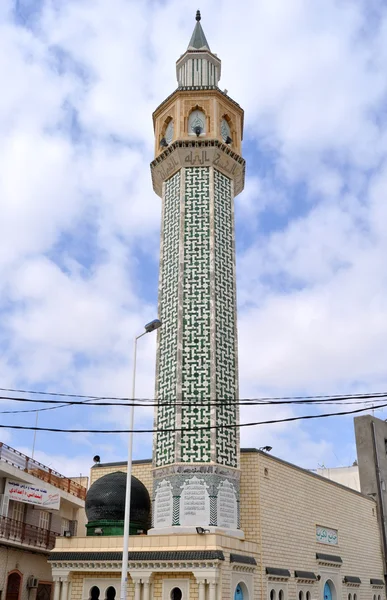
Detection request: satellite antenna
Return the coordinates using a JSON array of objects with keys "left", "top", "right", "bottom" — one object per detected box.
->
[{"left": 93, "top": 455, "right": 101, "bottom": 464}]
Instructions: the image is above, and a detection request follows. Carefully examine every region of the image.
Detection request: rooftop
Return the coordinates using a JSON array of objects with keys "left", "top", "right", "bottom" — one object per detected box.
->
[{"left": 0, "top": 441, "right": 87, "bottom": 500}]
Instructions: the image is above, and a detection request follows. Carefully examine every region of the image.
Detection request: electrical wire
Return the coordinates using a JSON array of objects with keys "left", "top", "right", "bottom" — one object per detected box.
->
[
  {"left": 1, "top": 385, "right": 387, "bottom": 403},
  {"left": 1, "top": 392, "right": 387, "bottom": 408},
  {"left": 0, "top": 396, "right": 387, "bottom": 415},
  {"left": 0, "top": 400, "right": 385, "bottom": 433}
]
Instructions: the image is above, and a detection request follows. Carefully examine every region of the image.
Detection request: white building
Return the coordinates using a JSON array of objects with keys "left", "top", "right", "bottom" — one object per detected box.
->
[
  {"left": 0, "top": 441, "right": 87, "bottom": 600},
  {"left": 314, "top": 466, "right": 361, "bottom": 492}
]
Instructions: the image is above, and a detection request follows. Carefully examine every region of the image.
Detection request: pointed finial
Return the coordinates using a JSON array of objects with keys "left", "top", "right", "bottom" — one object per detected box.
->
[{"left": 196, "top": 10, "right": 201, "bottom": 21}]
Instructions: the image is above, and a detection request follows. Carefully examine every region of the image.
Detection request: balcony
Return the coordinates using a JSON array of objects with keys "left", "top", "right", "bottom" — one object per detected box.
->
[
  {"left": 0, "top": 515, "right": 59, "bottom": 550},
  {"left": 0, "top": 442, "right": 87, "bottom": 500}
]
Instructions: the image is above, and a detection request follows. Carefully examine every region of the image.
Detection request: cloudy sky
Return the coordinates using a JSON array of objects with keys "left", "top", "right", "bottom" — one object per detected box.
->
[{"left": 1, "top": 0, "right": 387, "bottom": 479}]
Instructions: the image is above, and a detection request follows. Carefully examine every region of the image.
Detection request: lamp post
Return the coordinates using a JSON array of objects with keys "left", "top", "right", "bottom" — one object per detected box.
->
[{"left": 120, "top": 318, "right": 162, "bottom": 600}]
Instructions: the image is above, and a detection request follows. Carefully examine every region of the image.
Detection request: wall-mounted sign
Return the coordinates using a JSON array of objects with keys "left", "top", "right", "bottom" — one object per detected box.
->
[
  {"left": 316, "top": 525, "right": 338, "bottom": 545},
  {"left": 5, "top": 479, "right": 60, "bottom": 510}
]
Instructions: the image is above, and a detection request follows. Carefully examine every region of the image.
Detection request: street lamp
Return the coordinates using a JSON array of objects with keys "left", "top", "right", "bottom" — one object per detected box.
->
[{"left": 120, "top": 318, "right": 162, "bottom": 600}]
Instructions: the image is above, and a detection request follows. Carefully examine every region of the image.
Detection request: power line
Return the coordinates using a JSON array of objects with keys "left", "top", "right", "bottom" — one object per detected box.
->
[
  {"left": 1, "top": 396, "right": 387, "bottom": 415},
  {"left": 1, "top": 392, "right": 387, "bottom": 408},
  {"left": 0, "top": 400, "right": 385, "bottom": 434},
  {"left": 1, "top": 385, "right": 387, "bottom": 403}
]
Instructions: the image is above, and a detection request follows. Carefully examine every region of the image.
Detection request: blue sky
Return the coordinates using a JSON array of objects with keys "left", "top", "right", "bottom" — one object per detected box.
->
[{"left": 1, "top": 0, "right": 387, "bottom": 477}]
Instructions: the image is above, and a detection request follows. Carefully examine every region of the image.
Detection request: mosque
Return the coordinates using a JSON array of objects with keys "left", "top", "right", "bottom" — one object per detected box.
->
[{"left": 48, "top": 12, "right": 386, "bottom": 600}]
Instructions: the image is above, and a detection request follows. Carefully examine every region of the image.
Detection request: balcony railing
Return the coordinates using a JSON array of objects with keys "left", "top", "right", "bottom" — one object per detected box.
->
[
  {"left": 0, "top": 442, "right": 87, "bottom": 500},
  {"left": 0, "top": 515, "right": 59, "bottom": 550}
]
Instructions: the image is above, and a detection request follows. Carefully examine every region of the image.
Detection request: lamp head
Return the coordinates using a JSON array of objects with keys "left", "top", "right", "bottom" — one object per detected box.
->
[
  {"left": 194, "top": 125, "right": 202, "bottom": 136},
  {"left": 93, "top": 455, "right": 101, "bottom": 464},
  {"left": 196, "top": 526, "right": 210, "bottom": 534},
  {"left": 144, "top": 319, "right": 162, "bottom": 333},
  {"left": 259, "top": 446, "right": 272, "bottom": 453},
  {"left": 160, "top": 137, "right": 168, "bottom": 148}
]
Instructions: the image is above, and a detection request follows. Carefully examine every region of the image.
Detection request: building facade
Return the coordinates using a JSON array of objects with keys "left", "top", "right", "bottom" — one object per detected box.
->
[
  {"left": 354, "top": 415, "right": 387, "bottom": 586},
  {"left": 0, "top": 441, "right": 86, "bottom": 600},
  {"left": 49, "top": 449, "right": 385, "bottom": 600}
]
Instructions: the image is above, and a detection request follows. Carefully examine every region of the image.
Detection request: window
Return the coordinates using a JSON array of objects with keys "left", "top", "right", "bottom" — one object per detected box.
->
[
  {"left": 61, "top": 518, "right": 70, "bottom": 536},
  {"left": 269, "top": 583, "right": 287, "bottom": 600},
  {"left": 11, "top": 502, "right": 24, "bottom": 523},
  {"left": 235, "top": 585, "right": 244, "bottom": 600},
  {"left": 170, "top": 589, "right": 182, "bottom": 600},
  {"left": 306, "top": 593, "right": 311, "bottom": 600},
  {"left": 89, "top": 587, "right": 100, "bottom": 600},
  {"left": 38, "top": 511, "right": 50, "bottom": 530},
  {"left": 353, "top": 595, "right": 357, "bottom": 600},
  {"left": 188, "top": 109, "right": 206, "bottom": 136},
  {"left": 299, "top": 592, "right": 304, "bottom": 600},
  {"left": 324, "top": 581, "right": 334, "bottom": 600},
  {"left": 348, "top": 594, "right": 352, "bottom": 600},
  {"left": 36, "top": 583, "right": 52, "bottom": 600},
  {"left": 105, "top": 588, "right": 116, "bottom": 600}
]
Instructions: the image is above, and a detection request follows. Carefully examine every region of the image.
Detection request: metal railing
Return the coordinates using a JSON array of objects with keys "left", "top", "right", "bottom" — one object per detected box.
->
[
  {"left": 0, "top": 515, "right": 59, "bottom": 550},
  {"left": 0, "top": 442, "right": 87, "bottom": 500}
]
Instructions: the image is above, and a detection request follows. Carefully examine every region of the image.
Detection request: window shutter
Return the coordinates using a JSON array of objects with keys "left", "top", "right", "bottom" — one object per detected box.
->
[
  {"left": 0, "top": 494, "right": 10, "bottom": 517},
  {"left": 69, "top": 519, "right": 78, "bottom": 536}
]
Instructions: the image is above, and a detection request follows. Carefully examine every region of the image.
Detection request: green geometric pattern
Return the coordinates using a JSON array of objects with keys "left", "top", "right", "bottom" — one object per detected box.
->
[
  {"left": 214, "top": 169, "right": 238, "bottom": 467},
  {"left": 154, "top": 171, "right": 180, "bottom": 467},
  {"left": 154, "top": 166, "right": 239, "bottom": 470},
  {"left": 181, "top": 167, "right": 212, "bottom": 462}
]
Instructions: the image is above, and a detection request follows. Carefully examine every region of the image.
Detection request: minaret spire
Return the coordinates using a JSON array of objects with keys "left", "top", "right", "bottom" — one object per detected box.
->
[
  {"left": 187, "top": 9, "right": 211, "bottom": 51},
  {"left": 176, "top": 10, "right": 221, "bottom": 87}
]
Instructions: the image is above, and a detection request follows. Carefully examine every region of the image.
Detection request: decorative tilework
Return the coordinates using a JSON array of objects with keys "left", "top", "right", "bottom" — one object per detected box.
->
[
  {"left": 155, "top": 171, "right": 180, "bottom": 467},
  {"left": 154, "top": 167, "right": 239, "bottom": 472},
  {"left": 181, "top": 167, "right": 211, "bottom": 463},
  {"left": 214, "top": 169, "right": 238, "bottom": 467}
]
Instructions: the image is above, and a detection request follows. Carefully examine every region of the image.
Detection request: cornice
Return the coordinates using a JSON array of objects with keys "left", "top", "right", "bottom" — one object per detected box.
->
[
  {"left": 50, "top": 559, "right": 223, "bottom": 572},
  {"left": 150, "top": 139, "right": 245, "bottom": 197}
]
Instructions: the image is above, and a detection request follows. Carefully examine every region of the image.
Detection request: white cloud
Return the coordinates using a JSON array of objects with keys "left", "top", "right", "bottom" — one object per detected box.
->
[{"left": 1, "top": 0, "right": 387, "bottom": 474}]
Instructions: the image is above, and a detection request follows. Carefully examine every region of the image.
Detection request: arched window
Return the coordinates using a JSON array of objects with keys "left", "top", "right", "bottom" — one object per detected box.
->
[
  {"left": 279, "top": 590, "right": 284, "bottom": 600},
  {"left": 89, "top": 587, "right": 100, "bottom": 600},
  {"left": 299, "top": 592, "right": 304, "bottom": 600},
  {"left": 306, "top": 592, "right": 311, "bottom": 600},
  {"left": 270, "top": 590, "right": 276, "bottom": 600},
  {"left": 105, "top": 588, "right": 116, "bottom": 600},
  {"left": 188, "top": 109, "right": 206, "bottom": 136},
  {"left": 235, "top": 584, "right": 244, "bottom": 600},
  {"left": 348, "top": 594, "right": 352, "bottom": 600},
  {"left": 6, "top": 572, "right": 22, "bottom": 600},
  {"left": 235, "top": 582, "right": 249, "bottom": 600},
  {"left": 353, "top": 594, "right": 357, "bottom": 600},
  {"left": 324, "top": 581, "right": 333, "bottom": 600},
  {"left": 170, "top": 588, "right": 182, "bottom": 600}
]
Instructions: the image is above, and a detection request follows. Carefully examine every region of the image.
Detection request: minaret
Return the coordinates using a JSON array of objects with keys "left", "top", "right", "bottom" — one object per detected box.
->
[{"left": 150, "top": 11, "right": 245, "bottom": 537}]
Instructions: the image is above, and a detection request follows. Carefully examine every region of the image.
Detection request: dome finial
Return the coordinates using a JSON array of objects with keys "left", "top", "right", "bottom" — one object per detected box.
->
[{"left": 196, "top": 10, "right": 201, "bottom": 21}]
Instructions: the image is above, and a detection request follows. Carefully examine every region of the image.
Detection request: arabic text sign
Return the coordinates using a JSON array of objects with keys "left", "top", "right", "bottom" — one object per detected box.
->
[
  {"left": 5, "top": 479, "right": 60, "bottom": 510},
  {"left": 316, "top": 525, "right": 338, "bottom": 545}
]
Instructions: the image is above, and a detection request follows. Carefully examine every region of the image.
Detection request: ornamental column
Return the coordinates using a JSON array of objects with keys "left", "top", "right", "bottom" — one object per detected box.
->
[
  {"left": 150, "top": 11, "right": 245, "bottom": 537},
  {"left": 53, "top": 579, "right": 61, "bottom": 600}
]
